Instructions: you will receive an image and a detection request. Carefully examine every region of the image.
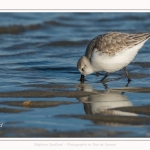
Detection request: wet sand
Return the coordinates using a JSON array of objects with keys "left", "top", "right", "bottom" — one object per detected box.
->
[
  {"left": 0, "top": 127, "right": 130, "bottom": 137},
  {"left": 0, "top": 90, "right": 95, "bottom": 98}
]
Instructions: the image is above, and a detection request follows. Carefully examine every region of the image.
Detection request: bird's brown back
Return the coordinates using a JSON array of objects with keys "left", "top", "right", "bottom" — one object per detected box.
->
[{"left": 85, "top": 32, "right": 150, "bottom": 58}]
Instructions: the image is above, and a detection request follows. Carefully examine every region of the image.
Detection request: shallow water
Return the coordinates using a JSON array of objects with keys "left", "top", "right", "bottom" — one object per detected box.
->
[{"left": 1, "top": 12, "right": 150, "bottom": 137}]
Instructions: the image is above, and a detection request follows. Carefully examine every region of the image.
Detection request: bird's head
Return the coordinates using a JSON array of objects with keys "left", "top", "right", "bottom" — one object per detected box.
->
[{"left": 77, "top": 56, "right": 93, "bottom": 76}]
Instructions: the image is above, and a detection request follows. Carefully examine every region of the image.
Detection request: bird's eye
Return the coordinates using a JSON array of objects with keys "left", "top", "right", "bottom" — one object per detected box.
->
[{"left": 81, "top": 68, "right": 84, "bottom": 71}]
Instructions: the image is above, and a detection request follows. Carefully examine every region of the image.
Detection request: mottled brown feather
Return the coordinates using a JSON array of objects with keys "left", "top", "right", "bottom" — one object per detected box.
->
[{"left": 85, "top": 32, "right": 150, "bottom": 58}]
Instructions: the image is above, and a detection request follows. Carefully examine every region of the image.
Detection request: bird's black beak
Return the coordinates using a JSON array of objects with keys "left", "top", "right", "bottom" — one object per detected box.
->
[{"left": 80, "top": 74, "right": 85, "bottom": 83}]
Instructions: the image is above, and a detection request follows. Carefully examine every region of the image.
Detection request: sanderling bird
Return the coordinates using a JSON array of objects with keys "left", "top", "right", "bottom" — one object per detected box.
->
[{"left": 77, "top": 32, "right": 150, "bottom": 82}]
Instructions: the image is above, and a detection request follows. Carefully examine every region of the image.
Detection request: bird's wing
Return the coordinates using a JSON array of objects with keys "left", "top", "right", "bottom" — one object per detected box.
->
[{"left": 85, "top": 32, "right": 150, "bottom": 58}]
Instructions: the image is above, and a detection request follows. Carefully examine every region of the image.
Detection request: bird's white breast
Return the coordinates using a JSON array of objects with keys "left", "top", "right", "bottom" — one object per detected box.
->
[{"left": 91, "top": 40, "right": 147, "bottom": 73}]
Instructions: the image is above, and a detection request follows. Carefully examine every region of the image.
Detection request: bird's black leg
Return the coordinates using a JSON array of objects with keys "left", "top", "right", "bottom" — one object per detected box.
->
[
  {"left": 123, "top": 67, "right": 131, "bottom": 82},
  {"left": 101, "top": 72, "right": 109, "bottom": 82},
  {"left": 80, "top": 74, "right": 85, "bottom": 83},
  {"left": 102, "top": 82, "right": 108, "bottom": 89},
  {"left": 121, "top": 74, "right": 131, "bottom": 95}
]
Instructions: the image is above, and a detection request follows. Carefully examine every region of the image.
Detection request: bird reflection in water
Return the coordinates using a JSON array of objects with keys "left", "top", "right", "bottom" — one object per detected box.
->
[{"left": 76, "top": 83, "right": 137, "bottom": 117}]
